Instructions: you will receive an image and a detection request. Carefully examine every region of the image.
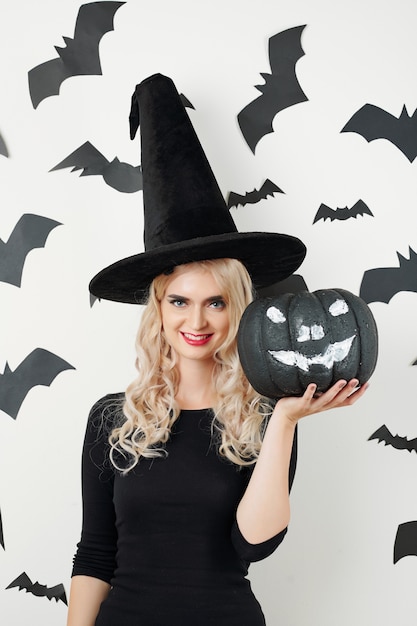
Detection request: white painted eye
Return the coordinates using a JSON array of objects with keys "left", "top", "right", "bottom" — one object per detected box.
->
[
  {"left": 329, "top": 299, "right": 349, "bottom": 317},
  {"left": 297, "top": 324, "right": 325, "bottom": 342},
  {"left": 267, "top": 306, "right": 286, "bottom": 323}
]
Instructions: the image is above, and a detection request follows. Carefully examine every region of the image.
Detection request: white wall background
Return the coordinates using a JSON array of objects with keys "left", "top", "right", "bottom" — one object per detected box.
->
[{"left": 0, "top": 0, "right": 416, "bottom": 624}]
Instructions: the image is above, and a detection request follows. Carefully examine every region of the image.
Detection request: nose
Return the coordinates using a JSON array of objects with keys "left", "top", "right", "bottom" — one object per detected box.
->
[{"left": 189, "top": 305, "right": 208, "bottom": 331}]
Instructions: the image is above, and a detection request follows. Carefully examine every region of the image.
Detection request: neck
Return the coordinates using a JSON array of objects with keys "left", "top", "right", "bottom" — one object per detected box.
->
[{"left": 175, "top": 358, "right": 217, "bottom": 410}]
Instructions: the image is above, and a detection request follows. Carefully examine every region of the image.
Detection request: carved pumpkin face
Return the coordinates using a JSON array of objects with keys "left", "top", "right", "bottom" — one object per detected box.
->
[{"left": 237, "top": 288, "right": 378, "bottom": 398}]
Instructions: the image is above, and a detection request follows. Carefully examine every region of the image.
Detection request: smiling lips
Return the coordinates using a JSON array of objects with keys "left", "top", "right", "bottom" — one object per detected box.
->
[{"left": 181, "top": 332, "right": 213, "bottom": 346}]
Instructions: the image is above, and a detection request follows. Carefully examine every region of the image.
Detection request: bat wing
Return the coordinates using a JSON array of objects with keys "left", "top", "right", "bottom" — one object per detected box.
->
[
  {"left": 341, "top": 104, "right": 398, "bottom": 142},
  {"left": 0, "top": 348, "right": 75, "bottom": 419},
  {"left": 341, "top": 104, "right": 417, "bottom": 161},
  {"left": 368, "top": 424, "right": 417, "bottom": 452},
  {"left": 313, "top": 203, "right": 334, "bottom": 223},
  {"left": 350, "top": 199, "right": 374, "bottom": 218},
  {"left": 227, "top": 191, "right": 245, "bottom": 209},
  {"left": 31, "top": 581, "right": 68, "bottom": 605},
  {"left": 28, "top": 2, "right": 125, "bottom": 108},
  {"left": 50, "top": 141, "right": 108, "bottom": 176},
  {"left": 238, "top": 25, "right": 308, "bottom": 153},
  {"left": 6, "top": 572, "right": 33, "bottom": 591},
  {"left": 0, "top": 213, "right": 62, "bottom": 287},
  {"left": 359, "top": 248, "right": 417, "bottom": 304},
  {"left": 103, "top": 159, "right": 143, "bottom": 193},
  {"left": 394, "top": 521, "right": 417, "bottom": 563}
]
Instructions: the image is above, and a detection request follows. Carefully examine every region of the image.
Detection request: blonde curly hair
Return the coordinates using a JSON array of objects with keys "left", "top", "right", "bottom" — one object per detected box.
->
[{"left": 109, "top": 258, "right": 271, "bottom": 474}]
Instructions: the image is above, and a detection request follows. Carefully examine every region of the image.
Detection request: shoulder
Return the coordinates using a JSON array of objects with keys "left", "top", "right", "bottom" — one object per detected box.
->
[{"left": 86, "top": 392, "right": 125, "bottom": 439}]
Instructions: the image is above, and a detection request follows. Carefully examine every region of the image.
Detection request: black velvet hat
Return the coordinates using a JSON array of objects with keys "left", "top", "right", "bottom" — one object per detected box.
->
[{"left": 89, "top": 73, "right": 306, "bottom": 304}]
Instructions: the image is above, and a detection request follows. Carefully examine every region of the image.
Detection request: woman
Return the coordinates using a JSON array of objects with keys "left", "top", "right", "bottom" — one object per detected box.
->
[
  {"left": 67, "top": 74, "right": 368, "bottom": 625},
  {"left": 67, "top": 258, "right": 366, "bottom": 626}
]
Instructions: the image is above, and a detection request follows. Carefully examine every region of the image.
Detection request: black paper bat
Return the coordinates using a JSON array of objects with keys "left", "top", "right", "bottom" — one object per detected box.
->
[
  {"left": 341, "top": 104, "right": 417, "bottom": 162},
  {"left": 50, "top": 141, "right": 142, "bottom": 193},
  {"left": 394, "top": 521, "right": 417, "bottom": 564},
  {"left": 237, "top": 25, "right": 308, "bottom": 153},
  {"left": 0, "top": 131, "right": 9, "bottom": 157},
  {"left": 28, "top": 1, "right": 125, "bottom": 108},
  {"left": 227, "top": 179, "right": 283, "bottom": 208},
  {"left": 6, "top": 572, "right": 67, "bottom": 605},
  {"left": 0, "top": 348, "right": 75, "bottom": 419},
  {"left": 313, "top": 200, "right": 373, "bottom": 224},
  {"left": 0, "top": 214, "right": 62, "bottom": 287},
  {"left": 359, "top": 247, "right": 417, "bottom": 304},
  {"left": 368, "top": 424, "right": 417, "bottom": 453}
]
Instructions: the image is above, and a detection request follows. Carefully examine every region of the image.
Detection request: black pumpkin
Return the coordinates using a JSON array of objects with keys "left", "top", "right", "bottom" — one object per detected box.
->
[{"left": 237, "top": 288, "right": 378, "bottom": 398}]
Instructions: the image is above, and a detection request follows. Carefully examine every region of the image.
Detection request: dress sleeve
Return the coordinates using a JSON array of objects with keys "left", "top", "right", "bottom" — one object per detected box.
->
[
  {"left": 231, "top": 424, "right": 298, "bottom": 563},
  {"left": 72, "top": 395, "right": 121, "bottom": 583}
]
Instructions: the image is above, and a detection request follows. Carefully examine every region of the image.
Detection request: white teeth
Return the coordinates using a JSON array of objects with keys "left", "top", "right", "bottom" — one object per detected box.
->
[{"left": 183, "top": 333, "right": 210, "bottom": 340}]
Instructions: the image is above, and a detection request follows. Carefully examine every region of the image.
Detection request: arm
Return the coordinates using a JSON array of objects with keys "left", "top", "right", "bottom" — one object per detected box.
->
[
  {"left": 236, "top": 378, "right": 368, "bottom": 544},
  {"left": 66, "top": 576, "right": 110, "bottom": 626},
  {"left": 67, "top": 395, "right": 120, "bottom": 624}
]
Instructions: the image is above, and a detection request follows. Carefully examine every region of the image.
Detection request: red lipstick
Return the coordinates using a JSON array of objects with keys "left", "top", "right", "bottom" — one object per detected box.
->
[{"left": 181, "top": 332, "right": 213, "bottom": 346}]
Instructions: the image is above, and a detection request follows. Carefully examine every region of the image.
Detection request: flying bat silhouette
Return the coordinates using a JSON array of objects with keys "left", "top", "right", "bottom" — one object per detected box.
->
[
  {"left": 341, "top": 104, "right": 417, "bottom": 162},
  {"left": 227, "top": 179, "right": 283, "bottom": 208},
  {"left": 313, "top": 200, "right": 373, "bottom": 224},
  {"left": 50, "top": 141, "right": 142, "bottom": 193},
  {"left": 394, "top": 521, "right": 417, "bottom": 564},
  {"left": 0, "top": 348, "right": 75, "bottom": 419},
  {"left": 0, "top": 131, "right": 9, "bottom": 157},
  {"left": 6, "top": 572, "right": 67, "bottom": 605},
  {"left": 28, "top": 1, "right": 125, "bottom": 108},
  {"left": 237, "top": 25, "right": 308, "bottom": 153},
  {"left": 0, "top": 214, "right": 62, "bottom": 287},
  {"left": 368, "top": 424, "right": 417, "bottom": 453},
  {"left": 359, "top": 247, "right": 417, "bottom": 304}
]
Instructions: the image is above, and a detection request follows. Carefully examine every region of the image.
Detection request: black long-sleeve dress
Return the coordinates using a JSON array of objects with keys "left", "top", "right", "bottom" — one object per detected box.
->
[{"left": 72, "top": 393, "right": 297, "bottom": 625}]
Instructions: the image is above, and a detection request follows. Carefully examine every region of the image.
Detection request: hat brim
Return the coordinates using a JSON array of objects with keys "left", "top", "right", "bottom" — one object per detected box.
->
[{"left": 89, "top": 232, "right": 306, "bottom": 304}]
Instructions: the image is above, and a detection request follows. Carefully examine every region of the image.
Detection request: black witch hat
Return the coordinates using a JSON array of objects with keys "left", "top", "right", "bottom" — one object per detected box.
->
[{"left": 89, "top": 73, "right": 306, "bottom": 304}]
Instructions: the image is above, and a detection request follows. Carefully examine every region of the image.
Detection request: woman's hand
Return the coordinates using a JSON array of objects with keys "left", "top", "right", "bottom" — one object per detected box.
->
[{"left": 272, "top": 378, "right": 369, "bottom": 426}]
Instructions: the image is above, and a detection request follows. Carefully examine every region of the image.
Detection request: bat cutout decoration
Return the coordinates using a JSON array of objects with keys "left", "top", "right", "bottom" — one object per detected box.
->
[
  {"left": 0, "top": 131, "right": 9, "bottom": 157},
  {"left": 313, "top": 200, "right": 373, "bottom": 224},
  {"left": 129, "top": 92, "right": 194, "bottom": 139},
  {"left": 0, "top": 348, "right": 75, "bottom": 419},
  {"left": 28, "top": 1, "right": 125, "bottom": 108},
  {"left": 50, "top": 141, "right": 142, "bottom": 193},
  {"left": 359, "top": 247, "right": 417, "bottom": 304},
  {"left": 0, "top": 214, "right": 62, "bottom": 287},
  {"left": 6, "top": 572, "right": 67, "bottom": 605},
  {"left": 368, "top": 425, "right": 417, "bottom": 453},
  {"left": 0, "top": 507, "right": 4, "bottom": 549},
  {"left": 227, "top": 179, "right": 283, "bottom": 208},
  {"left": 237, "top": 25, "right": 308, "bottom": 153},
  {"left": 394, "top": 521, "right": 417, "bottom": 564},
  {"left": 341, "top": 104, "right": 417, "bottom": 162}
]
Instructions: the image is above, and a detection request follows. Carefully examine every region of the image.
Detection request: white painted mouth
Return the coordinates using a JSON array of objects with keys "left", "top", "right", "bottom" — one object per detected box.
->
[{"left": 268, "top": 335, "right": 356, "bottom": 372}]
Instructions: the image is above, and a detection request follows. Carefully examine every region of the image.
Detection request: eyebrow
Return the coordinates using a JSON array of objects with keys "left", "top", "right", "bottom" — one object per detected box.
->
[{"left": 166, "top": 293, "right": 225, "bottom": 304}]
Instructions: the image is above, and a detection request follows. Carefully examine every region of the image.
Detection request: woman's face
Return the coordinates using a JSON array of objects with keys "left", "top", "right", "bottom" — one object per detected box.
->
[{"left": 160, "top": 264, "right": 230, "bottom": 365}]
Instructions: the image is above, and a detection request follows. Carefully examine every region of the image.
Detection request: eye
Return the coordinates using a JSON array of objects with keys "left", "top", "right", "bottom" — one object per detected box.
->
[
  {"left": 168, "top": 297, "right": 187, "bottom": 307},
  {"left": 209, "top": 299, "right": 226, "bottom": 310},
  {"left": 329, "top": 299, "right": 349, "bottom": 316},
  {"left": 267, "top": 306, "right": 286, "bottom": 323}
]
